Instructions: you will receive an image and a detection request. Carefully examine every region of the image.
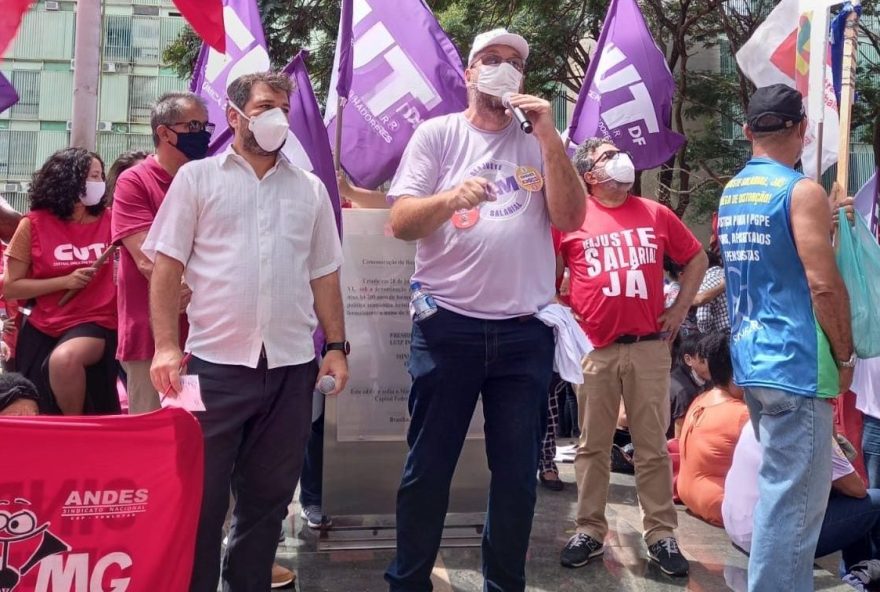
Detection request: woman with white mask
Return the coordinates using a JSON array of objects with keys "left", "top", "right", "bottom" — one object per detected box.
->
[{"left": 4, "top": 147, "right": 119, "bottom": 416}]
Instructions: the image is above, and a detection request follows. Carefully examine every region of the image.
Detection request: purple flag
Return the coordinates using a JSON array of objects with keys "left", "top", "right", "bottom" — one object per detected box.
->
[
  {"left": 190, "top": 0, "right": 270, "bottom": 155},
  {"left": 568, "top": 0, "right": 685, "bottom": 171},
  {"left": 325, "top": 0, "right": 467, "bottom": 189},
  {"left": 0, "top": 73, "right": 18, "bottom": 113},
  {"left": 853, "top": 171, "right": 879, "bottom": 239},
  {"left": 335, "top": 0, "right": 354, "bottom": 99},
  {"left": 283, "top": 51, "right": 343, "bottom": 232}
]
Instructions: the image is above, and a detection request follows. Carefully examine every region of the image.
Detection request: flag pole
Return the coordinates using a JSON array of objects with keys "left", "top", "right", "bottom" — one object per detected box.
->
[
  {"left": 334, "top": 96, "right": 345, "bottom": 172},
  {"left": 835, "top": 1, "right": 861, "bottom": 195}
]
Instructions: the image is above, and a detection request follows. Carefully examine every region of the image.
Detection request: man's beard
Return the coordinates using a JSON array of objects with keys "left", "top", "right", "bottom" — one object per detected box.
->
[
  {"left": 240, "top": 126, "right": 282, "bottom": 158},
  {"left": 469, "top": 87, "right": 507, "bottom": 119}
]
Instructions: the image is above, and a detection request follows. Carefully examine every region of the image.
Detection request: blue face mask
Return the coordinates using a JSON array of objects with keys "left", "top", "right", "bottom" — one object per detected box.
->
[{"left": 173, "top": 130, "right": 211, "bottom": 161}]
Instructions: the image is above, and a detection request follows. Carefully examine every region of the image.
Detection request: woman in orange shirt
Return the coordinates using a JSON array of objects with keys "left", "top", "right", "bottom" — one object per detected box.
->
[{"left": 677, "top": 332, "right": 749, "bottom": 526}]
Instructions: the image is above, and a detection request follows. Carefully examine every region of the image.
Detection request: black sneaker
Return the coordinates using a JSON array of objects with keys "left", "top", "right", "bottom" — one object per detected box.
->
[
  {"left": 647, "top": 537, "right": 689, "bottom": 576},
  {"left": 560, "top": 533, "right": 604, "bottom": 568}
]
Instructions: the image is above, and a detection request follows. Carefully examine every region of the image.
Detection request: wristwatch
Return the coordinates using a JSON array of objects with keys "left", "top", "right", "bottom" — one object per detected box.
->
[
  {"left": 837, "top": 352, "right": 857, "bottom": 368},
  {"left": 323, "top": 341, "right": 351, "bottom": 356}
]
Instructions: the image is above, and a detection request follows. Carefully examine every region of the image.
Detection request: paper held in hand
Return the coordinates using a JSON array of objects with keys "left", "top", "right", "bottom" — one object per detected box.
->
[{"left": 160, "top": 375, "right": 206, "bottom": 412}]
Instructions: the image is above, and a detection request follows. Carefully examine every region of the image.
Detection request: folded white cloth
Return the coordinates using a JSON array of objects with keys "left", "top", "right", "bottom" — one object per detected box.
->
[{"left": 535, "top": 304, "right": 593, "bottom": 384}]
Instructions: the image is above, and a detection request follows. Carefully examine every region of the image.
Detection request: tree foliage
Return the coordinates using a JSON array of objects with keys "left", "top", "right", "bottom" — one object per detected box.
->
[{"left": 163, "top": 0, "right": 880, "bottom": 222}]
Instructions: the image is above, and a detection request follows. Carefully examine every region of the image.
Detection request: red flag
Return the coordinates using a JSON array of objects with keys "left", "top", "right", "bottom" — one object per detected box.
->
[
  {"left": 172, "top": 0, "right": 226, "bottom": 54},
  {"left": 0, "top": 0, "right": 35, "bottom": 58}
]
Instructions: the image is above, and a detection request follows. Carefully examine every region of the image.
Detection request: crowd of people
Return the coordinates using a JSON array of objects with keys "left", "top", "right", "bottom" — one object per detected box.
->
[{"left": 0, "top": 26, "right": 878, "bottom": 592}]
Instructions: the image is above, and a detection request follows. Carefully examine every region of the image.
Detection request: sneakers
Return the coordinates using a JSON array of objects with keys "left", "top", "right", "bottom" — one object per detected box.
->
[
  {"left": 647, "top": 537, "right": 689, "bottom": 576},
  {"left": 843, "top": 559, "right": 880, "bottom": 591},
  {"left": 560, "top": 533, "right": 604, "bottom": 568},
  {"left": 271, "top": 563, "right": 295, "bottom": 589},
  {"left": 301, "top": 505, "right": 332, "bottom": 529}
]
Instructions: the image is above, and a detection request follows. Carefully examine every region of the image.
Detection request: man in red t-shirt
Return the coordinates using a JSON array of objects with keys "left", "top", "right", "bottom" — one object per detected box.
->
[
  {"left": 111, "top": 92, "right": 209, "bottom": 413},
  {"left": 557, "top": 138, "right": 707, "bottom": 577}
]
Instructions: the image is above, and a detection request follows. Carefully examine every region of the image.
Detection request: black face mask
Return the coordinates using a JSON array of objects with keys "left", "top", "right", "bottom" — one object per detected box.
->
[{"left": 173, "top": 130, "right": 211, "bottom": 161}]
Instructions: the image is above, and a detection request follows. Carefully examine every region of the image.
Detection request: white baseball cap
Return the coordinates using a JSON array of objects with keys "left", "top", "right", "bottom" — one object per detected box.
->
[{"left": 467, "top": 28, "right": 530, "bottom": 67}]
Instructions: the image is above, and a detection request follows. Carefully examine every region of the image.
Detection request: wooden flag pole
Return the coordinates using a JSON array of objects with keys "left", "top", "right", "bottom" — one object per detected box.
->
[
  {"left": 58, "top": 244, "right": 118, "bottom": 307},
  {"left": 333, "top": 96, "right": 345, "bottom": 172},
  {"left": 835, "top": 2, "right": 861, "bottom": 195}
]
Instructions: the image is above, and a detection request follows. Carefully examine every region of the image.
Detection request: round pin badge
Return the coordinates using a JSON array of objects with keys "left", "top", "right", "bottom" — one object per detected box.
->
[
  {"left": 515, "top": 166, "right": 544, "bottom": 192},
  {"left": 452, "top": 207, "right": 480, "bottom": 229}
]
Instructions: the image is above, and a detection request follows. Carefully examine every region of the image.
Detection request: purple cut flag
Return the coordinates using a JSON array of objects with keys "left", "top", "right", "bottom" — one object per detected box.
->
[
  {"left": 830, "top": 2, "right": 861, "bottom": 105},
  {"left": 0, "top": 73, "right": 18, "bottom": 113},
  {"left": 335, "top": 0, "right": 355, "bottom": 99},
  {"left": 282, "top": 51, "right": 343, "bottom": 232},
  {"left": 568, "top": 0, "right": 685, "bottom": 171},
  {"left": 190, "top": 0, "right": 270, "bottom": 155},
  {"left": 325, "top": 0, "right": 467, "bottom": 189},
  {"left": 853, "top": 171, "right": 878, "bottom": 239}
]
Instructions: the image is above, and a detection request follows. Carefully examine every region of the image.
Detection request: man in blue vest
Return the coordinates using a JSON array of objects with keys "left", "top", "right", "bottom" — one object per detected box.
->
[{"left": 718, "top": 84, "right": 854, "bottom": 592}]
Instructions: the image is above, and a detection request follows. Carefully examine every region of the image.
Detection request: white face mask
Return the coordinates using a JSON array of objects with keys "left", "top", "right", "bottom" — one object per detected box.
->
[
  {"left": 475, "top": 63, "right": 523, "bottom": 98},
  {"left": 80, "top": 180, "right": 105, "bottom": 206},
  {"left": 601, "top": 152, "right": 636, "bottom": 184},
  {"left": 231, "top": 104, "right": 289, "bottom": 152}
]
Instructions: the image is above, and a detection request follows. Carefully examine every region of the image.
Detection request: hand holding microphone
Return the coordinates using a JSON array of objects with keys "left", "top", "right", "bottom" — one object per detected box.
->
[{"left": 502, "top": 92, "right": 533, "bottom": 134}]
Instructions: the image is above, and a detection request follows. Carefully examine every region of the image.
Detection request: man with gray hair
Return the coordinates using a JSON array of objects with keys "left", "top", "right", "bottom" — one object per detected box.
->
[
  {"left": 557, "top": 137, "right": 706, "bottom": 576},
  {"left": 111, "top": 91, "right": 212, "bottom": 413},
  {"left": 145, "top": 72, "right": 347, "bottom": 592}
]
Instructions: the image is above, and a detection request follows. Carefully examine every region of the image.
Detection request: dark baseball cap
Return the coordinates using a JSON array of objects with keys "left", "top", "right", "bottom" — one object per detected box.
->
[{"left": 746, "top": 84, "right": 805, "bottom": 132}]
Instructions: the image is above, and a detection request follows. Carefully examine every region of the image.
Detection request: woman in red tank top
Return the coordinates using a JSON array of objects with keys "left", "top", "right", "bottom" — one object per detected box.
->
[{"left": 4, "top": 148, "right": 119, "bottom": 415}]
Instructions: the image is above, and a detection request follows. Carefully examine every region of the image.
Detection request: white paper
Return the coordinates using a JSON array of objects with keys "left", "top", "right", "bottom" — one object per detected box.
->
[{"left": 160, "top": 375, "right": 206, "bottom": 412}]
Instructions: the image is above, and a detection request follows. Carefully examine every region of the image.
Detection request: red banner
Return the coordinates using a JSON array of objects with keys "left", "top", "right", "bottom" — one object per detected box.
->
[{"left": 0, "top": 408, "right": 203, "bottom": 592}]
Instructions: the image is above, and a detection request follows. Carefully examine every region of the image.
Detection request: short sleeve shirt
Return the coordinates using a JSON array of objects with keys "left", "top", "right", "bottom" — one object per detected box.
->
[
  {"left": 695, "top": 266, "right": 730, "bottom": 334},
  {"left": 111, "top": 156, "right": 174, "bottom": 361},
  {"left": 387, "top": 113, "right": 554, "bottom": 319},
  {"left": 554, "top": 195, "right": 702, "bottom": 348}
]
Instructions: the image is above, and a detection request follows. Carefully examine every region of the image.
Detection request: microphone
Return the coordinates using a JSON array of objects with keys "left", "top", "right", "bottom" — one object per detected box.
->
[
  {"left": 317, "top": 375, "right": 337, "bottom": 395},
  {"left": 502, "top": 92, "right": 533, "bottom": 134}
]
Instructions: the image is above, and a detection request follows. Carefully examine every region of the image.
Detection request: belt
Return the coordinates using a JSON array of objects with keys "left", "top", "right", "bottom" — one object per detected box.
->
[{"left": 614, "top": 332, "right": 664, "bottom": 344}]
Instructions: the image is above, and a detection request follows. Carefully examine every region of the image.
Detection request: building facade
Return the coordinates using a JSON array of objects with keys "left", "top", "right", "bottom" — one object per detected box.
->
[{"left": 0, "top": 0, "right": 188, "bottom": 212}]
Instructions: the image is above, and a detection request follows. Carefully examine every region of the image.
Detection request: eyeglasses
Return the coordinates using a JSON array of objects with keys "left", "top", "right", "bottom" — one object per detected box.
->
[
  {"left": 477, "top": 54, "right": 525, "bottom": 72},
  {"left": 168, "top": 120, "right": 216, "bottom": 134},
  {"left": 589, "top": 149, "right": 627, "bottom": 171}
]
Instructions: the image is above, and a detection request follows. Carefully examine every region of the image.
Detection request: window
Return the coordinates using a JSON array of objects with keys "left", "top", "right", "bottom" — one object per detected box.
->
[
  {"left": 104, "top": 15, "right": 132, "bottom": 63},
  {"left": 129, "top": 76, "right": 157, "bottom": 123},
  {"left": 132, "top": 16, "right": 160, "bottom": 65},
  {"left": 11, "top": 71, "right": 39, "bottom": 119},
  {"left": 0, "top": 130, "right": 38, "bottom": 179}
]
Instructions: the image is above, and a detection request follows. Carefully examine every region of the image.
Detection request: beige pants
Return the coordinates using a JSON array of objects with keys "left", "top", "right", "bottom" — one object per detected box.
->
[
  {"left": 121, "top": 359, "right": 160, "bottom": 414},
  {"left": 574, "top": 340, "right": 677, "bottom": 546}
]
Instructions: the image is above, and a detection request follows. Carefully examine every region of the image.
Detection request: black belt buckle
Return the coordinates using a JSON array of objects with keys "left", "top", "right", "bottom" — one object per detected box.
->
[{"left": 615, "top": 332, "right": 662, "bottom": 344}]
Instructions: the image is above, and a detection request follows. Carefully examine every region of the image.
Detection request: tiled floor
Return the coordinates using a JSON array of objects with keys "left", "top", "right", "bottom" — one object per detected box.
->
[{"left": 275, "top": 456, "right": 852, "bottom": 592}]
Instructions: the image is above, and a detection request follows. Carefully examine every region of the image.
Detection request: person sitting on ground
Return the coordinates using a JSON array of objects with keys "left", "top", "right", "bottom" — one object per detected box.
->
[
  {"left": 724, "top": 425, "right": 880, "bottom": 591},
  {"left": 668, "top": 331, "right": 710, "bottom": 438},
  {"left": 4, "top": 148, "right": 118, "bottom": 416},
  {"left": 676, "top": 332, "right": 749, "bottom": 526},
  {"left": 0, "top": 373, "right": 40, "bottom": 416}
]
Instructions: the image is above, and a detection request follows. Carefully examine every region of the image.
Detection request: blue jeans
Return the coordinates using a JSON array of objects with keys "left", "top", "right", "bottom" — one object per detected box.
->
[
  {"left": 862, "top": 414, "right": 880, "bottom": 489},
  {"left": 744, "top": 387, "right": 833, "bottom": 592},
  {"left": 816, "top": 489, "right": 880, "bottom": 572},
  {"left": 385, "top": 308, "right": 554, "bottom": 592}
]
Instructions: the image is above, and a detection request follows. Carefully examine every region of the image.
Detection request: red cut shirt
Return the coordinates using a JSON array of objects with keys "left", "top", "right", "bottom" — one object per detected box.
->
[
  {"left": 27, "top": 210, "right": 116, "bottom": 337},
  {"left": 112, "top": 156, "right": 186, "bottom": 361},
  {"left": 554, "top": 195, "right": 702, "bottom": 348}
]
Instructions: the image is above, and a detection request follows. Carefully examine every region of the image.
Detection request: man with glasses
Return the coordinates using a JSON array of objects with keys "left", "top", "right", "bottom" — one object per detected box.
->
[
  {"left": 384, "top": 29, "right": 585, "bottom": 592},
  {"left": 111, "top": 92, "right": 213, "bottom": 413},
  {"left": 558, "top": 138, "right": 706, "bottom": 576}
]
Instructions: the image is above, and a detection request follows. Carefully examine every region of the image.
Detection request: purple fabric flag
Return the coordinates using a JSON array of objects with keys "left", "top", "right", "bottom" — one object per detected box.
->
[
  {"left": 568, "top": 0, "right": 685, "bottom": 171},
  {"left": 853, "top": 171, "right": 878, "bottom": 239},
  {"left": 189, "top": 0, "right": 270, "bottom": 155},
  {"left": 335, "top": 0, "right": 355, "bottom": 99},
  {"left": 0, "top": 73, "right": 18, "bottom": 114},
  {"left": 830, "top": 2, "right": 861, "bottom": 106},
  {"left": 325, "top": 0, "right": 467, "bottom": 189}
]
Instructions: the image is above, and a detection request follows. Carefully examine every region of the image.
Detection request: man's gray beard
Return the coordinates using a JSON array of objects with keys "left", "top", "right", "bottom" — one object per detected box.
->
[
  {"left": 241, "top": 128, "right": 282, "bottom": 158},
  {"left": 469, "top": 88, "right": 507, "bottom": 119}
]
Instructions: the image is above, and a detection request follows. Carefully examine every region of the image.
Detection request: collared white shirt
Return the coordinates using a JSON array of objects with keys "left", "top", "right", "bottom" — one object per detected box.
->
[{"left": 143, "top": 146, "right": 342, "bottom": 369}]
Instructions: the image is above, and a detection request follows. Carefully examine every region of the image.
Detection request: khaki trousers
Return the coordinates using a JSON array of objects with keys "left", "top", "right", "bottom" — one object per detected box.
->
[
  {"left": 121, "top": 359, "right": 160, "bottom": 414},
  {"left": 574, "top": 339, "right": 677, "bottom": 545}
]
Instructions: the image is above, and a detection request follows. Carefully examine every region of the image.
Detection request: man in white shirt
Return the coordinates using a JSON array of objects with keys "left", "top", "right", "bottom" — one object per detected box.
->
[{"left": 144, "top": 72, "right": 347, "bottom": 592}]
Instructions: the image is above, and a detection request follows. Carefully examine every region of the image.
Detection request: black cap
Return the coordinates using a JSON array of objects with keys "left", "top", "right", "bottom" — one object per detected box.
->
[{"left": 746, "top": 84, "right": 805, "bottom": 132}]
